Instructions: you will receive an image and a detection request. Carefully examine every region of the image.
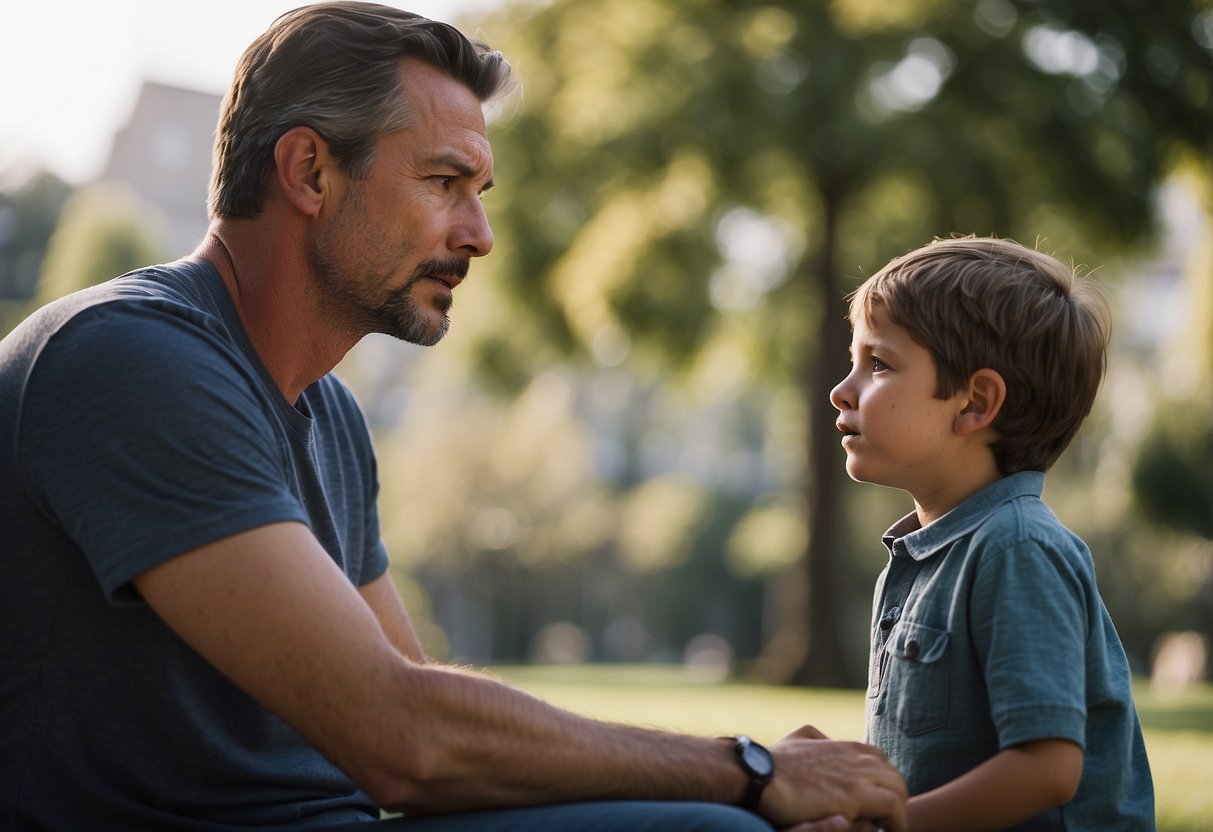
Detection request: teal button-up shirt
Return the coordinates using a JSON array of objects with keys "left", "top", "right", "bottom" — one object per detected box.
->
[{"left": 867, "top": 471, "right": 1154, "bottom": 830}]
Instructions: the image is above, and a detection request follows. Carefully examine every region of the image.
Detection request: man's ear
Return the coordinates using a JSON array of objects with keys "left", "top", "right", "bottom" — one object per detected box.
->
[
  {"left": 273, "top": 126, "right": 331, "bottom": 217},
  {"left": 955, "top": 368, "right": 1006, "bottom": 435}
]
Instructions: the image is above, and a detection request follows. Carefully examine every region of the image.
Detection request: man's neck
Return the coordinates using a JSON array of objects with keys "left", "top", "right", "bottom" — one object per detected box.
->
[{"left": 194, "top": 221, "right": 359, "bottom": 404}]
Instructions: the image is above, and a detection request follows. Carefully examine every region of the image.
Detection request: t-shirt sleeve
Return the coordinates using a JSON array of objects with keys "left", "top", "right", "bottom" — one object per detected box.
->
[
  {"left": 327, "top": 376, "right": 390, "bottom": 588},
  {"left": 357, "top": 462, "right": 390, "bottom": 587},
  {"left": 969, "top": 532, "right": 1091, "bottom": 750},
  {"left": 17, "top": 301, "right": 309, "bottom": 603}
]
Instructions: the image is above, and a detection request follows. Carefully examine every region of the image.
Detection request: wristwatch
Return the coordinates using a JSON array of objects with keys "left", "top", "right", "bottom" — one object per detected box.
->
[{"left": 732, "top": 734, "right": 774, "bottom": 812}]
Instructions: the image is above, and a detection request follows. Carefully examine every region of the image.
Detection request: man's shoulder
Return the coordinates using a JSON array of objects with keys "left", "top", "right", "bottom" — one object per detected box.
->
[
  {"left": 8, "top": 261, "right": 271, "bottom": 450},
  {"left": 6, "top": 260, "right": 227, "bottom": 358},
  {"left": 46, "top": 262, "right": 242, "bottom": 368},
  {"left": 70, "top": 259, "right": 228, "bottom": 331}
]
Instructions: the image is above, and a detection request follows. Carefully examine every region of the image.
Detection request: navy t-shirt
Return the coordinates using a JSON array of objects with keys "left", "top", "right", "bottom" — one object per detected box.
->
[{"left": 0, "top": 259, "right": 388, "bottom": 829}]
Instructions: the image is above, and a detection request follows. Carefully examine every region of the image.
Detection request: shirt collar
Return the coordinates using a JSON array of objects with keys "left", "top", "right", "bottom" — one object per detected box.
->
[{"left": 881, "top": 471, "right": 1045, "bottom": 562}]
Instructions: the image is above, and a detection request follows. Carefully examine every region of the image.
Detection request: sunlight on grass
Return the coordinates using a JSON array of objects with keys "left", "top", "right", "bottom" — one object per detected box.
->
[
  {"left": 494, "top": 663, "right": 865, "bottom": 741},
  {"left": 1134, "top": 680, "right": 1213, "bottom": 832},
  {"left": 493, "top": 664, "right": 1213, "bottom": 831}
]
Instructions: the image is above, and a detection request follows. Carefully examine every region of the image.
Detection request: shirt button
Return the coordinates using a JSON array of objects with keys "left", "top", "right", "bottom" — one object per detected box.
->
[{"left": 905, "top": 640, "right": 920, "bottom": 659}]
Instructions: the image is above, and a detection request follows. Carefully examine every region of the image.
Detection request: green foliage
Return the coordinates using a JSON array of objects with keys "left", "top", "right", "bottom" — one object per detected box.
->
[
  {"left": 37, "top": 181, "right": 168, "bottom": 304},
  {"left": 480, "top": 0, "right": 1212, "bottom": 377},
  {"left": 348, "top": 330, "right": 776, "bottom": 662},
  {"left": 1128, "top": 177, "right": 1213, "bottom": 542},
  {"left": 374, "top": 369, "right": 613, "bottom": 573},
  {"left": 460, "top": 0, "right": 1213, "bottom": 683},
  {"left": 0, "top": 169, "right": 71, "bottom": 310},
  {"left": 1132, "top": 417, "right": 1213, "bottom": 540}
]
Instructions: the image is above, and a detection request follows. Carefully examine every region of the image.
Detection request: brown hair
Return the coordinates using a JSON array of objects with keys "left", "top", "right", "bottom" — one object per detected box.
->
[
  {"left": 849, "top": 236, "right": 1110, "bottom": 474},
  {"left": 208, "top": 1, "right": 513, "bottom": 219}
]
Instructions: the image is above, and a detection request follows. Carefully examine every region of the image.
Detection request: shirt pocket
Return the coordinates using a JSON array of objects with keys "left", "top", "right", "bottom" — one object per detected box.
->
[{"left": 884, "top": 620, "right": 951, "bottom": 736}]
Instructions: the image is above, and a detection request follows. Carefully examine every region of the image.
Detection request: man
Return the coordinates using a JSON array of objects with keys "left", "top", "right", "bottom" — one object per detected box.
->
[{"left": 0, "top": 4, "right": 907, "bottom": 830}]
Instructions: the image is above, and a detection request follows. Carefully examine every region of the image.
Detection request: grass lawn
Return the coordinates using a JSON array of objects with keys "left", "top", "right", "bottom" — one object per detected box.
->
[{"left": 493, "top": 664, "right": 1213, "bottom": 832}]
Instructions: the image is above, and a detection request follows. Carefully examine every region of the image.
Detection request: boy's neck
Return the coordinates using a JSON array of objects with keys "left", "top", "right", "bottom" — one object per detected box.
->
[{"left": 912, "top": 457, "right": 1004, "bottom": 527}]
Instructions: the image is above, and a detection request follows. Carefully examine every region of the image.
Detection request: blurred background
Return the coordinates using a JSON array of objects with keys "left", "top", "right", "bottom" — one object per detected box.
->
[{"left": 3, "top": 0, "right": 1210, "bottom": 691}]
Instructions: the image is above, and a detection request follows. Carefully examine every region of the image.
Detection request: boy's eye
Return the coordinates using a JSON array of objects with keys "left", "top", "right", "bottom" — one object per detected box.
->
[{"left": 872, "top": 356, "right": 890, "bottom": 372}]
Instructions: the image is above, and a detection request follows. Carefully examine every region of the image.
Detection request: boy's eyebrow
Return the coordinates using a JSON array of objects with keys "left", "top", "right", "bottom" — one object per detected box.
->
[{"left": 851, "top": 335, "right": 903, "bottom": 358}]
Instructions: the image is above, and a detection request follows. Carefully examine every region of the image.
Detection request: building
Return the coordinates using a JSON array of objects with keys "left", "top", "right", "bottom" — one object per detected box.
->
[{"left": 100, "top": 81, "right": 220, "bottom": 256}]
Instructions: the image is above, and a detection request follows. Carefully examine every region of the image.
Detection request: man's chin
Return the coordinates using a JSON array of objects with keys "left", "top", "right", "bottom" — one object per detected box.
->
[
  {"left": 370, "top": 296, "right": 450, "bottom": 346},
  {"left": 393, "top": 315, "right": 449, "bottom": 347}
]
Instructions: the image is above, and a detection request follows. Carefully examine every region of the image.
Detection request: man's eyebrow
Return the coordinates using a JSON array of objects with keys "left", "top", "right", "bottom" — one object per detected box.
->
[{"left": 433, "top": 154, "right": 494, "bottom": 192}]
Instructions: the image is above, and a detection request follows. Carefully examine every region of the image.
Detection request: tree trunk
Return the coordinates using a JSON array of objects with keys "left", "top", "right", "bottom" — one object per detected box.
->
[
  {"left": 794, "top": 189, "right": 853, "bottom": 687},
  {"left": 754, "top": 187, "right": 854, "bottom": 688}
]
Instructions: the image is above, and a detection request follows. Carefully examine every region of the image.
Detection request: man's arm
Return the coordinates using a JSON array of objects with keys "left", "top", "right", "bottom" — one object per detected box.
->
[
  {"left": 134, "top": 521, "right": 906, "bottom": 827},
  {"left": 906, "top": 739, "right": 1083, "bottom": 831},
  {"left": 358, "top": 571, "right": 428, "bottom": 662}
]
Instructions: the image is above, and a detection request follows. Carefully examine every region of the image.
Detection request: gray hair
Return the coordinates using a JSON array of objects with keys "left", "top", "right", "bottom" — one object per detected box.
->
[{"left": 208, "top": 1, "right": 512, "bottom": 219}]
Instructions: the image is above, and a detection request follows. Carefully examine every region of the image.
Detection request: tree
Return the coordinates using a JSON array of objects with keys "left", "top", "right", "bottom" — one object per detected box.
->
[
  {"left": 0, "top": 169, "right": 71, "bottom": 333},
  {"left": 1133, "top": 420, "right": 1213, "bottom": 540},
  {"left": 470, "top": 0, "right": 1213, "bottom": 684},
  {"left": 36, "top": 181, "right": 169, "bottom": 305},
  {"left": 1131, "top": 171, "right": 1213, "bottom": 542}
]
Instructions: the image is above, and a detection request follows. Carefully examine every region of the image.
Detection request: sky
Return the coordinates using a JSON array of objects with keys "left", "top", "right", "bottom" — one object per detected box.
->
[{"left": 0, "top": 0, "right": 503, "bottom": 187}]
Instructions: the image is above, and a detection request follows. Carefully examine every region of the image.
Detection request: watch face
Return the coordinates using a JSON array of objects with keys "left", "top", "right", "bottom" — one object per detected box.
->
[{"left": 742, "top": 742, "right": 774, "bottom": 777}]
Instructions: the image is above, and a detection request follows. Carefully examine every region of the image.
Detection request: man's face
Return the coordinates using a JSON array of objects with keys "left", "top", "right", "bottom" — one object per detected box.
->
[{"left": 310, "top": 58, "right": 495, "bottom": 345}]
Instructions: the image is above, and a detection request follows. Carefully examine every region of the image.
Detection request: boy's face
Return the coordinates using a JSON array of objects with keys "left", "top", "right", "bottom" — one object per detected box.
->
[{"left": 829, "top": 304, "right": 973, "bottom": 510}]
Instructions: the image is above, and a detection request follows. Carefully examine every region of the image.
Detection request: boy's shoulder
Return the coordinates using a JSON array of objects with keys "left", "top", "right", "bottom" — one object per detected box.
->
[
  {"left": 930, "top": 471, "right": 1051, "bottom": 540},
  {"left": 971, "top": 484, "right": 1061, "bottom": 538},
  {"left": 963, "top": 476, "right": 1093, "bottom": 570}
]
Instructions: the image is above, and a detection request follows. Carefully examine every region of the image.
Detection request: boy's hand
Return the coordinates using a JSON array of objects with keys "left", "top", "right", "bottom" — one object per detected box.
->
[{"left": 762, "top": 725, "right": 908, "bottom": 832}]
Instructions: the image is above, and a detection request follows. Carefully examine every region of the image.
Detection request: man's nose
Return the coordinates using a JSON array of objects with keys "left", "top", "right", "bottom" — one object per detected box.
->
[{"left": 453, "top": 199, "right": 494, "bottom": 257}]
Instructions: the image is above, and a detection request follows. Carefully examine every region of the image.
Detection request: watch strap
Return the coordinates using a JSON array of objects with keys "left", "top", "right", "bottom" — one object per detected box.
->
[{"left": 733, "top": 734, "right": 774, "bottom": 812}]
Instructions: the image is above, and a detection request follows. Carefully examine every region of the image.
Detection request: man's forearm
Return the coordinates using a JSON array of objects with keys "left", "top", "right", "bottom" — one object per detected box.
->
[
  {"left": 135, "top": 523, "right": 905, "bottom": 829},
  {"left": 366, "top": 666, "right": 910, "bottom": 831},
  {"left": 362, "top": 661, "right": 747, "bottom": 812}
]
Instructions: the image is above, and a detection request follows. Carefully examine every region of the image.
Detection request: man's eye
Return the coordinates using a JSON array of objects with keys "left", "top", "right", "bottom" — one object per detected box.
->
[{"left": 436, "top": 176, "right": 454, "bottom": 189}]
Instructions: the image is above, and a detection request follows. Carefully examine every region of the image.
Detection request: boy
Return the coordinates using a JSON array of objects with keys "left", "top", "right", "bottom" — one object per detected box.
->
[{"left": 829, "top": 236, "right": 1154, "bottom": 830}]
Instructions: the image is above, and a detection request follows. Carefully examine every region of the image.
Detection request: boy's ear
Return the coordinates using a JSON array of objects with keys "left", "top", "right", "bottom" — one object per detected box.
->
[
  {"left": 273, "top": 126, "right": 333, "bottom": 218},
  {"left": 954, "top": 368, "right": 1006, "bottom": 435}
]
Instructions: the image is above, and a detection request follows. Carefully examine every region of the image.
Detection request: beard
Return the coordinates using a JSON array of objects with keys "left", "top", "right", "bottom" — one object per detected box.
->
[
  {"left": 363, "top": 256, "right": 470, "bottom": 346},
  {"left": 308, "top": 186, "right": 469, "bottom": 346}
]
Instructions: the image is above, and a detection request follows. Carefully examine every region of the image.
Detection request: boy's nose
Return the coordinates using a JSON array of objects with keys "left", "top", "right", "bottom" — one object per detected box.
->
[{"left": 829, "top": 378, "right": 853, "bottom": 411}]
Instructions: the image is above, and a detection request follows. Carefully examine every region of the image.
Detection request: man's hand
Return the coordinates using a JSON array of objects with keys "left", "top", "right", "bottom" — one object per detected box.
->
[
  {"left": 785, "top": 818, "right": 883, "bottom": 832},
  {"left": 786, "top": 820, "right": 886, "bottom": 832},
  {"left": 785, "top": 818, "right": 887, "bottom": 832},
  {"left": 761, "top": 725, "right": 907, "bottom": 832}
]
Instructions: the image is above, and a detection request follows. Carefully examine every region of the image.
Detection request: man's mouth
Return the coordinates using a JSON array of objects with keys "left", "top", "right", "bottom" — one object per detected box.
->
[
  {"left": 415, "top": 257, "right": 470, "bottom": 292},
  {"left": 428, "top": 274, "right": 459, "bottom": 290}
]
